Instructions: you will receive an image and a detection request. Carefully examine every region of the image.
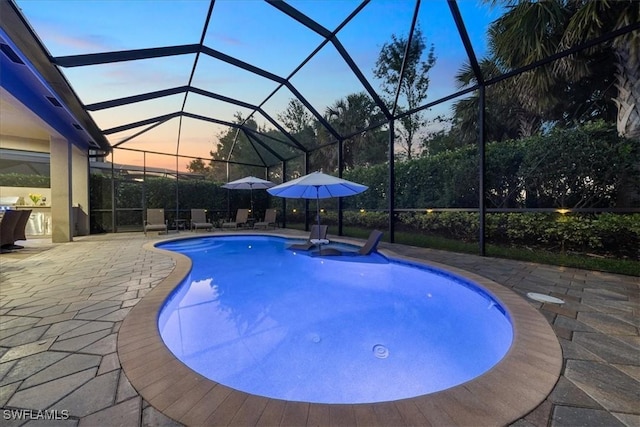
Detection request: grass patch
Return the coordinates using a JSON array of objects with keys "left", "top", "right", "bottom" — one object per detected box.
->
[
  {"left": 288, "top": 223, "right": 638, "bottom": 276},
  {"left": 392, "top": 230, "right": 478, "bottom": 254},
  {"left": 485, "top": 245, "right": 639, "bottom": 276}
]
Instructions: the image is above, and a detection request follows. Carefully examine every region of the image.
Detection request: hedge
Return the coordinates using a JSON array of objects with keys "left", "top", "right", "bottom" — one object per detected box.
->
[{"left": 306, "top": 210, "right": 638, "bottom": 259}]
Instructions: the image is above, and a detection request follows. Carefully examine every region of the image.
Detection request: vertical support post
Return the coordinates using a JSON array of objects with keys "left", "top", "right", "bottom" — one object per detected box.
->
[
  {"left": 142, "top": 152, "right": 146, "bottom": 230},
  {"left": 281, "top": 160, "right": 287, "bottom": 229},
  {"left": 71, "top": 144, "right": 90, "bottom": 236},
  {"left": 304, "top": 153, "right": 310, "bottom": 231},
  {"left": 479, "top": 85, "right": 486, "bottom": 256},
  {"left": 110, "top": 153, "right": 116, "bottom": 233},
  {"left": 388, "top": 120, "right": 395, "bottom": 243},
  {"left": 50, "top": 136, "right": 73, "bottom": 242},
  {"left": 175, "top": 153, "right": 179, "bottom": 230},
  {"left": 338, "top": 138, "right": 344, "bottom": 236},
  {"left": 262, "top": 166, "right": 269, "bottom": 216}
]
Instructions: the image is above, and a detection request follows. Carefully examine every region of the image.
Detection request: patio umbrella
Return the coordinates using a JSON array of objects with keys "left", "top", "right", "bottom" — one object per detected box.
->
[
  {"left": 267, "top": 171, "right": 368, "bottom": 232},
  {"left": 222, "top": 176, "right": 275, "bottom": 213}
]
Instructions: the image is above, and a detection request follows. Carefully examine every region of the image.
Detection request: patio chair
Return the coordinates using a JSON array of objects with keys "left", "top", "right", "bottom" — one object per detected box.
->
[
  {"left": 221, "top": 208, "right": 249, "bottom": 229},
  {"left": 144, "top": 209, "right": 168, "bottom": 236},
  {"left": 190, "top": 209, "right": 213, "bottom": 232},
  {"left": 8, "top": 209, "right": 32, "bottom": 249},
  {"left": 253, "top": 208, "right": 277, "bottom": 229},
  {"left": 356, "top": 230, "right": 384, "bottom": 255},
  {"left": 319, "top": 230, "right": 384, "bottom": 257},
  {"left": 288, "top": 224, "right": 329, "bottom": 251},
  {"left": 0, "top": 210, "right": 22, "bottom": 253}
]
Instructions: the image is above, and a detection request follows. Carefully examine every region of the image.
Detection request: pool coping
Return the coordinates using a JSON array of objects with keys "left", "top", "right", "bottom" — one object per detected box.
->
[{"left": 117, "top": 233, "right": 563, "bottom": 426}]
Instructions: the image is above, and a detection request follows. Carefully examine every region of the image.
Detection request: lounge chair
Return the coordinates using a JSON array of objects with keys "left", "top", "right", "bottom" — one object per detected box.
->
[
  {"left": 221, "top": 208, "right": 249, "bottom": 229},
  {"left": 320, "top": 229, "right": 384, "bottom": 256},
  {"left": 357, "top": 230, "right": 384, "bottom": 255},
  {"left": 190, "top": 209, "right": 213, "bottom": 232},
  {"left": 0, "top": 210, "right": 22, "bottom": 253},
  {"left": 253, "top": 208, "right": 277, "bottom": 229},
  {"left": 144, "top": 209, "right": 168, "bottom": 236},
  {"left": 288, "top": 224, "right": 329, "bottom": 251}
]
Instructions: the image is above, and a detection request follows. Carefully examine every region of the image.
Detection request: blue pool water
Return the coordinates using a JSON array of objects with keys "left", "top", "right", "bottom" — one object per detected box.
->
[{"left": 157, "top": 236, "right": 513, "bottom": 404}]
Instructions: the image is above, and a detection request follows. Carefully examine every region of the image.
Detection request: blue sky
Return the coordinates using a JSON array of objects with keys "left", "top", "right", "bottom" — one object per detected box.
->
[{"left": 15, "top": 0, "right": 502, "bottom": 169}]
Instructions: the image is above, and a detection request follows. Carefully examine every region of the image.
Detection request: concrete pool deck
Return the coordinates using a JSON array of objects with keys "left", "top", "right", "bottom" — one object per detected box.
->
[{"left": 1, "top": 230, "right": 638, "bottom": 426}]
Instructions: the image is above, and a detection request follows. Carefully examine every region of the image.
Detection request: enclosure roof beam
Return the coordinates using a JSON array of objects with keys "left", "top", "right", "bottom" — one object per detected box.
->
[
  {"left": 265, "top": 0, "right": 354, "bottom": 140},
  {"left": 85, "top": 85, "right": 306, "bottom": 151},
  {"left": 112, "top": 120, "right": 168, "bottom": 148},
  {"left": 116, "top": 146, "right": 264, "bottom": 168},
  {"left": 391, "top": 0, "right": 421, "bottom": 117},
  {"left": 244, "top": 131, "right": 287, "bottom": 162},
  {"left": 53, "top": 44, "right": 287, "bottom": 86},
  {"left": 85, "top": 87, "right": 190, "bottom": 111},
  {"left": 484, "top": 21, "right": 640, "bottom": 87},
  {"left": 389, "top": 21, "right": 640, "bottom": 122},
  {"left": 283, "top": 82, "right": 342, "bottom": 141},
  {"left": 240, "top": 129, "right": 269, "bottom": 167},
  {"left": 53, "top": 45, "right": 200, "bottom": 67},
  {"left": 330, "top": 39, "right": 392, "bottom": 120},
  {"left": 239, "top": 127, "right": 295, "bottom": 149},
  {"left": 268, "top": 0, "right": 391, "bottom": 120},
  {"left": 448, "top": 0, "right": 484, "bottom": 85},
  {"left": 247, "top": 1, "right": 372, "bottom": 144},
  {"left": 103, "top": 112, "right": 181, "bottom": 135},
  {"left": 181, "top": 112, "right": 301, "bottom": 151},
  {"left": 190, "top": 87, "right": 307, "bottom": 151},
  {"left": 200, "top": 45, "right": 286, "bottom": 84},
  {"left": 103, "top": 110, "right": 295, "bottom": 151}
]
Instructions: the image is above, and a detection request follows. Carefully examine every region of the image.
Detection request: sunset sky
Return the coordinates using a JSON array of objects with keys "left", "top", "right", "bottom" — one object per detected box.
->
[{"left": 16, "top": 0, "right": 502, "bottom": 171}]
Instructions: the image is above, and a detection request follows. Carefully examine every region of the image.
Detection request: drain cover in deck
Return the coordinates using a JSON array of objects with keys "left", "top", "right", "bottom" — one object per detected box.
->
[{"left": 526, "top": 292, "right": 565, "bottom": 304}]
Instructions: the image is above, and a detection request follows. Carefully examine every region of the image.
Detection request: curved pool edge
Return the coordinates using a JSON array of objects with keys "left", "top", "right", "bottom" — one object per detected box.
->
[{"left": 117, "top": 233, "right": 562, "bottom": 426}]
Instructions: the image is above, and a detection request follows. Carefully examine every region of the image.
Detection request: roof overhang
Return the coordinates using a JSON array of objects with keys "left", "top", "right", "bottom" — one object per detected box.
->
[{"left": 0, "top": 0, "right": 111, "bottom": 152}]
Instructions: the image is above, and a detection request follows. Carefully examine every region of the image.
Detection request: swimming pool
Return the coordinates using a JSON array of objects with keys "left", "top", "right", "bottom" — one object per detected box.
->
[{"left": 156, "top": 235, "right": 513, "bottom": 404}]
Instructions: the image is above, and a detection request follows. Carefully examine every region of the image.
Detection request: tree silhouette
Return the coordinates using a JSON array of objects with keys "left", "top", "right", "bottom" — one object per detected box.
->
[{"left": 374, "top": 26, "right": 437, "bottom": 160}]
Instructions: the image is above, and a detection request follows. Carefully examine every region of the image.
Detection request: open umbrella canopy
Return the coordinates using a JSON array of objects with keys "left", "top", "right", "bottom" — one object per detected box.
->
[
  {"left": 222, "top": 176, "right": 275, "bottom": 214},
  {"left": 267, "top": 171, "right": 367, "bottom": 199},
  {"left": 268, "top": 172, "right": 368, "bottom": 239},
  {"left": 222, "top": 176, "right": 275, "bottom": 190}
]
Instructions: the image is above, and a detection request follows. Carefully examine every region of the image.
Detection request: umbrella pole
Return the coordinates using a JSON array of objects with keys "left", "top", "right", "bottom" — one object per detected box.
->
[
  {"left": 316, "top": 195, "right": 320, "bottom": 231},
  {"left": 316, "top": 194, "right": 321, "bottom": 255}
]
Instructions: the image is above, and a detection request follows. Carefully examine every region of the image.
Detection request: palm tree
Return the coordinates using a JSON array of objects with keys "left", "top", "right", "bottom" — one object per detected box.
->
[
  {"left": 452, "top": 58, "right": 540, "bottom": 144},
  {"left": 487, "top": 0, "right": 639, "bottom": 141},
  {"left": 325, "top": 93, "right": 387, "bottom": 169}
]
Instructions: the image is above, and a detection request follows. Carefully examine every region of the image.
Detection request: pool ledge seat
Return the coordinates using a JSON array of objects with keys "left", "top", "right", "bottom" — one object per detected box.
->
[
  {"left": 288, "top": 225, "right": 328, "bottom": 251},
  {"left": 319, "top": 230, "right": 383, "bottom": 256}
]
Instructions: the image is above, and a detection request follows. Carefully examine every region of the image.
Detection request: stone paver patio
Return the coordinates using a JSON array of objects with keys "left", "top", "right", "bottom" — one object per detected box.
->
[{"left": 0, "top": 231, "right": 638, "bottom": 426}]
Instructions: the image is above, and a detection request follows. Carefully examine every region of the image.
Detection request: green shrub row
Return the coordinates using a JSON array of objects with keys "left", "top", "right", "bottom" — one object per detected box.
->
[
  {"left": 305, "top": 210, "right": 638, "bottom": 259},
  {"left": 344, "top": 122, "right": 639, "bottom": 209}
]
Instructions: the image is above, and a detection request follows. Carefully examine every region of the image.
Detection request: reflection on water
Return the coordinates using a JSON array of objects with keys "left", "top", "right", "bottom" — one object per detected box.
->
[{"left": 158, "top": 236, "right": 513, "bottom": 404}]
